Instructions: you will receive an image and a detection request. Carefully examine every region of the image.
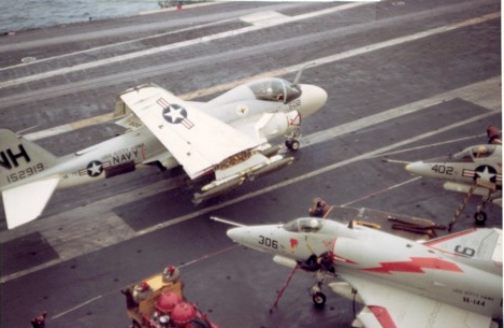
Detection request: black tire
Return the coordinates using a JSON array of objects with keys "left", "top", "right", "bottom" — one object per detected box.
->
[
  {"left": 301, "top": 255, "right": 320, "bottom": 272},
  {"left": 285, "top": 139, "right": 300, "bottom": 151},
  {"left": 474, "top": 211, "right": 487, "bottom": 224},
  {"left": 312, "top": 292, "right": 326, "bottom": 308},
  {"left": 290, "top": 140, "right": 300, "bottom": 151}
]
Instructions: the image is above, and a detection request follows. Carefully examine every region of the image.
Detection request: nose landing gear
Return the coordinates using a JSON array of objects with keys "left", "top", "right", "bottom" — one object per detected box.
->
[
  {"left": 311, "top": 282, "right": 327, "bottom": 308},
  {"left": 285, "top": 139, "right": 300, "bottom": 151},
  {"left": 285, "top": 128, "right": 301, "bottom": 152},
  {"left": 310, "top": 269, "right": 329, "bottom": 308}
]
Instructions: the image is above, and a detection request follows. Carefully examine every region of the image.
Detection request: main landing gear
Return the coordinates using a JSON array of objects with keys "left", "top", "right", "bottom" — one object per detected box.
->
[
  {"left": 474, "top": 211, "right": 487, "bottom": 224},
  {"left": 473, "top": 190, "right": 494, "bottom": 225},
  {"left": 448, "top": 185, "right": 494, "bottom": 231},
  {"left": 474, "top": 199, "right": 488, "bottom": 224}
]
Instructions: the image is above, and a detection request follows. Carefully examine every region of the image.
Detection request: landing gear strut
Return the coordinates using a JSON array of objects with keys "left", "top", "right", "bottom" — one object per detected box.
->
[
  {"left": 310, "top": 282, "right": 326, "bottom": 308},
  {"left": 474, "top": 193, "right": 491, "bottom": 225},
  {"left": 285, "top": 128, "right": 301, "bottom": 152},
  {"left": 310, "top": 269, "right": 328, "bottom": 308}
]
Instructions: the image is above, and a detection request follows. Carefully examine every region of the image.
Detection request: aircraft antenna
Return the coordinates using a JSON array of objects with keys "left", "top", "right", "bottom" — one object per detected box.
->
[
  {"left": 293, "top": 62, "right": 316, "bottom": 84},
  {"left": 209, "top": 216, "right": 246, "bottom": 227},
  {"left": 15, "top": 124, "right": 39, "bottom": 136}
]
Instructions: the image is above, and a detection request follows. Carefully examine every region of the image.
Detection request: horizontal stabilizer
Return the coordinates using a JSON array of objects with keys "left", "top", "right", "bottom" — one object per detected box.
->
[{"left": 2, "top": 176, "right": 60, "bottom": 229}]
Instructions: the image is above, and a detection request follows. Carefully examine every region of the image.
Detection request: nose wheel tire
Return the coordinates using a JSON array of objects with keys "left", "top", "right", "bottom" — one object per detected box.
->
[
  {"left": 474, "top": 211, "right": 487, "bottom": 224},
  {"left": 285, "top": 139, "right": 300, "bottom": 151},
  {"left": 312, "top": 292, "right": 326, "bottom": 308}
]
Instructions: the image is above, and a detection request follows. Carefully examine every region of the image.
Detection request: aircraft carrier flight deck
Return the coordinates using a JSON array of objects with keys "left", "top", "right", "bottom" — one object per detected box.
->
[{"left": 0, "top": 1, "right": 501, "bottom": 327}]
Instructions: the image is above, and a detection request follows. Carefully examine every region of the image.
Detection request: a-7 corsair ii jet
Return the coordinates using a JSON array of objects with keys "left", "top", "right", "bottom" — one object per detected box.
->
[
  {"left": 223, "top": 217, "right": 502, "bottom": 328},
  {"left": 0, "top": 76, "right": 327, "bottom": 229}
]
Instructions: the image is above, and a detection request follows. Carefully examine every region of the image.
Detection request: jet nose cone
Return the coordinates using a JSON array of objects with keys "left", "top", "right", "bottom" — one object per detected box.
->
[
  {"left": 226, "top": 227, "right": 247, "bottom": 244},
  {"left": 299, "top": 84, "right": 328, "bottom": 118},
  {"left": 405, "top": 161, "right": 426, "bottom": 175}
]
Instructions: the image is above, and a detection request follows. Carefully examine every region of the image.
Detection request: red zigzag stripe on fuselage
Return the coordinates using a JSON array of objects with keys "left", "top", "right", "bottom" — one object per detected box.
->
[{"left": 362, "top": 257, "right": 463, "bottom": 274}]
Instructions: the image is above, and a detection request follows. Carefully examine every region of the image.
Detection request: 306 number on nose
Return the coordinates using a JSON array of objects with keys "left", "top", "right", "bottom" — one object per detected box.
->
[{"left": 259, "top": 235, "right": 278, "bottom": 249}]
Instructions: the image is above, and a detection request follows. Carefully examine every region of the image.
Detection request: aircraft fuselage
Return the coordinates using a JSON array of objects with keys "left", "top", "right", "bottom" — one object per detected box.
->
[
  {"left": 227, "top": 220, "right": 503, "bottom": 319},
  {"left": 1, "top": 81, "right": 324, "bottom": 191},
  {"left": 405, "top": 145, "right": 502, "bottom": 190}
]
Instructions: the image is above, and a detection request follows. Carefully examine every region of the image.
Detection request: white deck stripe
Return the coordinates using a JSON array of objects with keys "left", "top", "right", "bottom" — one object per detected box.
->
[
  {"left": 31, "top": 68, "right": 492, "bottom": 143},
  {"left": 374, "top": 133, "right": 487, "bottom": 158},
  {"left": 1, "top": 110, "right": 498, "bottom": 284},
  {"left": 302, "top": 76, "right": 501, "bottom": 147},
  {"left": 340, "top": 177, "right": 422, "bottom": 207},
  {"left": 0, "top": 2, "right": 370, "bottom": 90},
  {"left": 0, "top": 18, "right": 237, "bottom": 73},
  {"left": 51, "top": 295, "right": 103, "bottom": 320},
  {"left": 22, "top": 9, "right": 500, "bottom": 141}
]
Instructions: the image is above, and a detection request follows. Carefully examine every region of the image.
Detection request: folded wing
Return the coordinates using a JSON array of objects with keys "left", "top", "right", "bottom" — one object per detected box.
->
[{"left": 118, "top": 84, "right": 261, "bottom": 179}]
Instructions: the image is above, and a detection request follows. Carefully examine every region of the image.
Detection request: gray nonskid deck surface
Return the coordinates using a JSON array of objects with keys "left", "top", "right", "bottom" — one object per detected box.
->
[{"left": 0, "top": 1, "right": 501, "bottom": 327}]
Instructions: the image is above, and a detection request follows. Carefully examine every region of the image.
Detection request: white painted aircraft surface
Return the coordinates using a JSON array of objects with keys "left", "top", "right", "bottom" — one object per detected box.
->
[
  {"left": 405, "top": 144, "right": 502, "bottom": 223},
  {"left": 222, "top": 216, "right": 502, "bottom": 328},
  {"left": 0, "top": 76, "right": 327, "bottom": 229}
]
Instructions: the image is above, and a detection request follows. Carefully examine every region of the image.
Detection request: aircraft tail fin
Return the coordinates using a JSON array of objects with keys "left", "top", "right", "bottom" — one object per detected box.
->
[
  {"left": 0, "top": 129, "right": 58, "bottom": 188},
  {"left": 2, "top": 176, "right": 60, "bottom": 229},
  {"left": 425, "top": 228, "right": 502, "bottom": 274}
]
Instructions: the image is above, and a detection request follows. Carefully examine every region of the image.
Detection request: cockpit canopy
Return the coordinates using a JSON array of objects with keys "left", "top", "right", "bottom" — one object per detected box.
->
[
  {"left": 283, "top": 217, "right": 323, "bottom": 233},
  {"left": 249, "top": 78, "right": 302, "bottom": 103},
  {"left": 452, "top": 145, "right": 498, "bottom": 161}
]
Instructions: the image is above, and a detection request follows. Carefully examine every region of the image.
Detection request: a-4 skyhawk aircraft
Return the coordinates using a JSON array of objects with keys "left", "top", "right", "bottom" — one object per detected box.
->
[
  {"left": 222, "top": 216, "right": 502, "bottom": 328},
  {"left": 405, "top": 143, "right": 502, "bottom": 223},
  {"left": 0, "top": 76, "right": 327, "bottom": 229}
]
